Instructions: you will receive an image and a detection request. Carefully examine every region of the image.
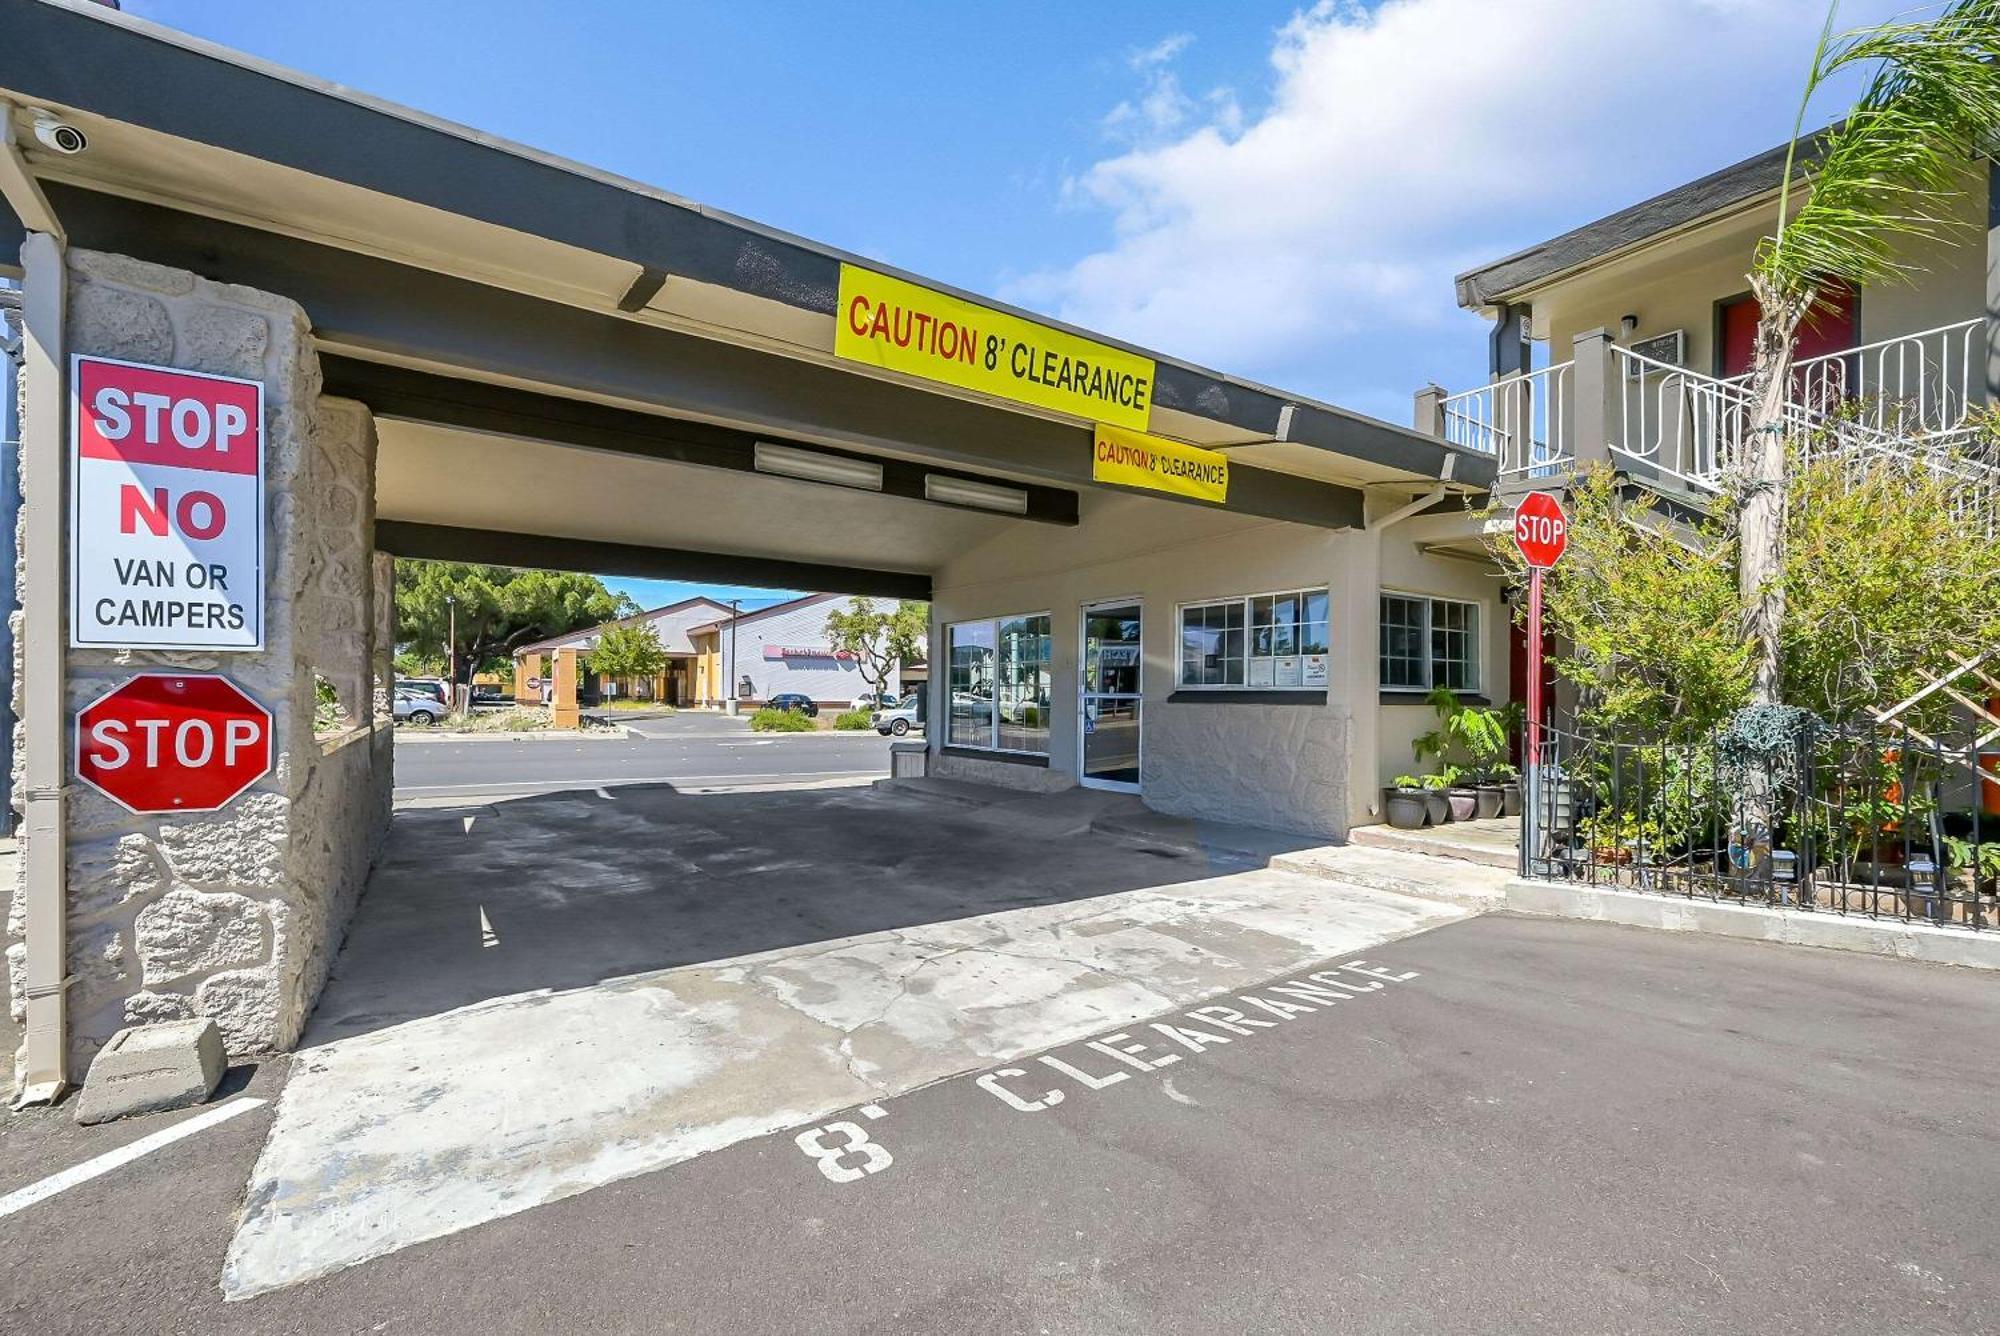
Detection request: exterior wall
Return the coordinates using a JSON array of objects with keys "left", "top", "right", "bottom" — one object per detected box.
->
[
  {"left": 1373, "top": 511, "right": 1514, "bottom": 799},
  {"left": 1534, "top": 163, "right": 1986, "bottom": 381},
  {"left": 933, "top": 490, "right": 1367, "bottom": 839},
  {"left": 7, "top": 251, "right": 391, "bottom": 1082},
  {"left": 717, "top": 595, "right": 891, "bottom": 707}
]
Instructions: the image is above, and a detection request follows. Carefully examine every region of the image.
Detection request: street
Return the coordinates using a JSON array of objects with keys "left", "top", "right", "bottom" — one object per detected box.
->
[
  {"left": 4, "top": 912, "right": 1995, "bottom": 1334},
  {"left": 392, "top": 710, "right": 897, "bottom": 802}
]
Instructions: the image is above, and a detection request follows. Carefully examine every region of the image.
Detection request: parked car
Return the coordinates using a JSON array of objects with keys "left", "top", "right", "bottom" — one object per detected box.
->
[
  {"left": 469, "top": 686, "right": 512, "bottom": 710},
  {"left": 398, "top": 677, "right": 447, "bottom": 704},
  {"left": 393, "top": 691, "right": 444, "bottom": 726},
  {"left": 850, "top": 690, "right": 900, "bottom": 711},
  {"left": 767, "top": 693, "right": 818, "bottom": 717},
  {"left": 873, "top": 700, "right": 922, "bottom": 736}
]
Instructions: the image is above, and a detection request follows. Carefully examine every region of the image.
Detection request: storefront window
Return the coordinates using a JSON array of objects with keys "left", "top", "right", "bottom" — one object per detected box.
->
[
  {"left": 1379, "top": 593, "right": 1479, "bottom": 693},
  {"left": 947, "top": 614, "right": 1050, "bottom": 753},
  {"left": 1180, "top": 588, "right": 1327, "bottom": 689}
]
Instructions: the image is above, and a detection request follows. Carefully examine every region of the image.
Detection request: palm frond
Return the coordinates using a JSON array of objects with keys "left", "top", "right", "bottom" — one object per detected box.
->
[{"left": 1757, "top": 0, "right": 2000, "bottom": 299}]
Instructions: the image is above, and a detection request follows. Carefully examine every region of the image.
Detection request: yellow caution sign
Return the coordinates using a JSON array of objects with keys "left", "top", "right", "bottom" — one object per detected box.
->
[
  {"left": 1092, "top": 422, "right": 1229, "bottom": 504},
  {"left": 835, "top": 265, "right": 1155, "bottom": 431}
]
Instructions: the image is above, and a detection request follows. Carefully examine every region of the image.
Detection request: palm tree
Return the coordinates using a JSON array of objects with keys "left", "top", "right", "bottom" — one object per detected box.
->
[{"left": 1741, "top": 0, "right": 2000, "bottom": 705}]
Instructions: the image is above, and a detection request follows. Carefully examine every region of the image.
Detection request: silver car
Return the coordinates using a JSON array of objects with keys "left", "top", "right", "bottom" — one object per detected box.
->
[{"left": 393, "top": 690, "right": 444, "bottom": 726}]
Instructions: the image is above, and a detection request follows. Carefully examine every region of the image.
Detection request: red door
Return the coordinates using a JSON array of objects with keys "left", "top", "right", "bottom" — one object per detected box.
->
[{"left": 1718, "top": 282, "right": 1855, "bottom": 378}]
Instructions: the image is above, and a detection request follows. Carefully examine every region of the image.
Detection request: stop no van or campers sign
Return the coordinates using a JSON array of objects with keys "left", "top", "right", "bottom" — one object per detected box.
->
[{"left": 69, "top": 355, "right": 265, "bottom": 651}]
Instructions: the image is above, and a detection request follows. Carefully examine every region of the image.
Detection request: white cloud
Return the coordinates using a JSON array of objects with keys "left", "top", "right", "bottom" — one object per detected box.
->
[{"left": 1009, "top": 0, "right": 1903, "bottom": 415}]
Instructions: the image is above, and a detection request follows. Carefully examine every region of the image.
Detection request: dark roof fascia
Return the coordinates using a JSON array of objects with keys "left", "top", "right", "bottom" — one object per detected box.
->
[
  {"left": 2, "top": 0, "right": 1483, "bottom": 483},
  {"left": 1454, "top": 131, "right": 1833, "bottom": 309}
]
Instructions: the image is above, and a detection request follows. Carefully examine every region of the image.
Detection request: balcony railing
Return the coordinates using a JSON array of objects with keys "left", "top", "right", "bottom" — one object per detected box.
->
[
  {"left": 1427, "top": 315, "right": 1989, "bottom": 493},
  {"left": 1438, "top": 360, "right": 1572, "bottom": 479}
]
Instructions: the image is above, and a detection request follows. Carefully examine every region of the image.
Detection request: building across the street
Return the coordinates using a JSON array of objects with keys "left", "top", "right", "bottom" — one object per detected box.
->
[
  {"left": 511, "top": 596, "right": 731, "bottom": 705},
  {"left": 686, "top": 593, "right": 906, "bottom": 710}
]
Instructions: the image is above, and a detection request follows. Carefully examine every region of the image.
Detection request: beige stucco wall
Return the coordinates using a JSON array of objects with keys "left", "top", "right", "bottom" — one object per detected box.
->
[
  {"left": 930, "top": 488, "right": 1509, "bottom": 840},
  {"left": 7, "top": 251, "right": 392, "bottom": 1084},
  {"left": 1534, "top": 162, "right": 1987, "bottom": 381}
]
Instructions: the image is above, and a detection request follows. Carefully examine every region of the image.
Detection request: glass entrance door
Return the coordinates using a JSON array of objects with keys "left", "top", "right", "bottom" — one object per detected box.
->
[{"left": 1080, "top": 601, "right": 1142, "bottom": 791}]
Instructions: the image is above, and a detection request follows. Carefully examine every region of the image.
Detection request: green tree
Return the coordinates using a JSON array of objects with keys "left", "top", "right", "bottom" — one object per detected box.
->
[
  {"left": 395, "top": 560, "right": 632, "bottom": 687},
  {"left": 1741, "top": 0, "right": 2000, "bottom": 702},
  {"left": 1490, "top": 466, "right": 1752, "bottom": 742},
  {"left": 824, "top": 598, "right": 929, "bottom": 700},
  {"left": 587, "top": 621, "right": 668, "bottom": 685}
]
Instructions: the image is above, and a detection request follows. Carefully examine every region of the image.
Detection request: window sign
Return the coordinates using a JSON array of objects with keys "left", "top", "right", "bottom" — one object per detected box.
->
[{"left": 1179, "top": 588, "right": 1328, "bottom": 690}]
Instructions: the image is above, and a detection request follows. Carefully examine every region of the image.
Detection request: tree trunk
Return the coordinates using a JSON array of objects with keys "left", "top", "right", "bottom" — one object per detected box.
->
[{"left": 1739, "top": 275, "right": 1809, "bottom": 706}]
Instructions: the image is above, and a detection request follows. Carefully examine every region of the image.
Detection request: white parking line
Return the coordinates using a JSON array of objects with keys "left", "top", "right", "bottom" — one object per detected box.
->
[{"left": 0, "top": 1097, "right": 266, "bottom": 1222}]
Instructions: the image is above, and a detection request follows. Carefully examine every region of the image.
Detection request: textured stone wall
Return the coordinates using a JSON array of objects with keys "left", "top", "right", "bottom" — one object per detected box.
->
[
  {"left": 6, "top": 250, "right": 391, "bottom": 1082},
  {"left": 1142, "top": 702, "right": 1352, "bottom": 840},
  {"left": 930, "top": 751, "right": 1077, "bottom": 795}
]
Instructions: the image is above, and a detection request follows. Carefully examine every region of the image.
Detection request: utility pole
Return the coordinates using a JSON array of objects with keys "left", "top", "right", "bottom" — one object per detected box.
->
[{"left": 727, "top": 598, "right": 740, "bottom": 716}]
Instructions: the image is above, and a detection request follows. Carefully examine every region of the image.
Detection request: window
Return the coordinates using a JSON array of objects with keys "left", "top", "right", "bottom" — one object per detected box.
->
[
  {"left": 1379, "top": 593, "right": 1480, "bottom": 693},
  {"left": 947, "top": 614, "right": 1051, "bottom": 753},
  {"left": 1179, "top": 588, "right": 1328, "bottom": 689}
]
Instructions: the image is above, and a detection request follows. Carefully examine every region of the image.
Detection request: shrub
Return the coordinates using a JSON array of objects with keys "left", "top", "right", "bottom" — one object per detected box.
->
[
  {"left": 749, "top": 706, "right": 815, "bottom": 732},
  {"left": 832, "top": 708, "right": 874, "bottom": 731}
]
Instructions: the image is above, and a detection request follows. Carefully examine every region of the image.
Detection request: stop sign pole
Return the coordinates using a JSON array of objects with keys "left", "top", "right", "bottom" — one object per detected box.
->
[{"left": 1513, "top": 491, "right": 1568, "bottom": 873}]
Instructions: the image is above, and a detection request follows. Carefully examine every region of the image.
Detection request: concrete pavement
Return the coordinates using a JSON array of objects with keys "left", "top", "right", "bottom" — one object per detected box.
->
[
  {"left": 5, "top": 913, "right": 1998, "bottom": 1333},
  {"left": 222, "top": 779, "right": 1470, "bottom": 1296}
]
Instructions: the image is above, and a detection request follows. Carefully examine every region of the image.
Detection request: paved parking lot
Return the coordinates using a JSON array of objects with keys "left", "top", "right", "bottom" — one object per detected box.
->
[{"left": 5, "top": 907, "right": 1996, "bottom": 1334}]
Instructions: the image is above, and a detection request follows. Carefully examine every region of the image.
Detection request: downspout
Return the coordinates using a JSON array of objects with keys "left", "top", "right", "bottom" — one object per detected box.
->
[{"left": 2, "top": 104, "right": 69, "bottom": 1104}]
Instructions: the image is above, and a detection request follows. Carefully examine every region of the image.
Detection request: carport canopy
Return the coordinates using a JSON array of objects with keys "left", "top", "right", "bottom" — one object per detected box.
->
[{"left": 0, "top": 0, "right": 1494, "bottom": 595}]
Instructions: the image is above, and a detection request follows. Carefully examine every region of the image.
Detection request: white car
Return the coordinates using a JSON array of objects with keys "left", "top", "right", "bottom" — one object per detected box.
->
[
  {"left": 851, "top": 690, "right": 900, "bottom": 711},
  {"left": 393, "top": 691, "right": 444, "bottom": 726},
  {"left": 872, "top": 701, "right": 922, "bottom": 736}
]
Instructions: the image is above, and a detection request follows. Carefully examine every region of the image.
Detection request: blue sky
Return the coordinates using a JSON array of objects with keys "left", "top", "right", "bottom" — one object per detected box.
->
[{"left": 126, "top": 0, "right": 1896, "bottom": 613}]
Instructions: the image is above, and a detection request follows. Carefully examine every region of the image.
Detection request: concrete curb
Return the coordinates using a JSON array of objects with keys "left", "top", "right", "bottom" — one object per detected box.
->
[{"left": 1505, "top": 878, "right": 2000, "bottom": 971}]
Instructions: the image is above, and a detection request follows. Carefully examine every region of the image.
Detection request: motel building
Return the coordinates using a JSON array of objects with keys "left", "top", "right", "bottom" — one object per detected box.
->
[{"left": 0, "top": 1, "right": 1506, "bottom": 1098}]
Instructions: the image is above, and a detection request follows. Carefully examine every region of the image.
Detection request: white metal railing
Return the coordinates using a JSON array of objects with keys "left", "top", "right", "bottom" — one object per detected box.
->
[
  {"left": 1733, "top": 316, "right": 1983, "bottom": 446},
  {"left": 1439, "top": 360, "right": 1572, "bottom": 478},
  {"left": 1612, "top": 344, "right": 1759, "bottom": 483}
]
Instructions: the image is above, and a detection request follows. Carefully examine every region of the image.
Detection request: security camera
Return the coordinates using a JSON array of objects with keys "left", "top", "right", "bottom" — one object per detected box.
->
[{"left": 27, "top": 111, "right": 86, "bottom": 156}]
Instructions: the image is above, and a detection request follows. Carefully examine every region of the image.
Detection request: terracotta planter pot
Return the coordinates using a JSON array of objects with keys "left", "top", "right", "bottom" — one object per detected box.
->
[
  {"left": 1473, "top": 785, "right": 1504, "bottom": 820},
  {"left": 1384, "top": 789, "right": 1428, "bottom": 830},
  {"left": 1424, "top": 791, "right": 1450, "bottom": 824},
  {"left": 1447, "top": 788, "right": 1479, "bottom": 822}
]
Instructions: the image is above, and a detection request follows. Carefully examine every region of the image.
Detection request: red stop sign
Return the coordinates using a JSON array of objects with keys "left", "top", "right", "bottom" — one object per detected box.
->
[
  {"left": 75, "top": 673, "right": 273, "bottom": 814},
  {"left": 1513, "top": 490, "right": 1569, "bottom": 569}
]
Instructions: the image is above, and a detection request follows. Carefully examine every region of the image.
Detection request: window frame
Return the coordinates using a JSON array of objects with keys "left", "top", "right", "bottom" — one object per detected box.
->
[
  {"left": 1175, "top": 585, "right": 1331, "bottom": 692},
  {"left": 944, "top": 611, "right": 1053, "bottom": 755},
  {"left": 1378, "top": 590, "right": 1482, "bottom": 695}
]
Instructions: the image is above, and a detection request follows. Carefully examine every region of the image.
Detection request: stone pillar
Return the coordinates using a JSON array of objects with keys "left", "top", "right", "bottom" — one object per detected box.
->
[
  {"left": 6, "top": 250, "right": 392, "bottom": 1079},
  {"left": 1412, "top": 383, "right": 1447, "bottom": 437}
]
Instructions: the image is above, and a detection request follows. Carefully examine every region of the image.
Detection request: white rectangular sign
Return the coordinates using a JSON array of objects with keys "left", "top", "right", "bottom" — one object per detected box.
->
[{"left": 70, "top": 355, "right": 265, "bottom": 650}]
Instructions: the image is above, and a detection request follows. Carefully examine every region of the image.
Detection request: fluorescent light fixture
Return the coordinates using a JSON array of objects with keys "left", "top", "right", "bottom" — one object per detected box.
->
[
  {"left": 924, "top": 474, "right": 1030, "bottom": 515},
  {"left": 753, "top": 442, "right": 883, "bottom": 492}
]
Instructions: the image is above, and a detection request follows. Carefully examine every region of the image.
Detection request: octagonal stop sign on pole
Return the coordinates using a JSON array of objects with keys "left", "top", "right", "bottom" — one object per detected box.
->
[
  {"left": 75, "top": 672, "right": 273, "bottom": 814},
  {"left": 1511, "top": 490, "right": 1568, "bottom": 878}
]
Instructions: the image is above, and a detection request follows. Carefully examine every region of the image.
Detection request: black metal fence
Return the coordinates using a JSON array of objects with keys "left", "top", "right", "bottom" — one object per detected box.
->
[{"left": 1523, "top": 718, "right": 1999, "bottom": 929}]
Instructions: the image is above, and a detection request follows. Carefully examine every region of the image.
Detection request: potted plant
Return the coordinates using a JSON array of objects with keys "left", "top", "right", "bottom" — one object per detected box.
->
[
  {"left": 1493, "top": 762, "right": 1522, "bottom": 817},
  {"left": 1442, "top": 765, "right": 1479, "bottom": 823},
  {"left": 1415, "top": 687, "right": 1511, "bottom": 822},
  {"left": 1418, "top": 772, "right": 1452, "bottom": 824},
  {"left": 1384, "top": 776, "right": 1428, "bottom": 830}
]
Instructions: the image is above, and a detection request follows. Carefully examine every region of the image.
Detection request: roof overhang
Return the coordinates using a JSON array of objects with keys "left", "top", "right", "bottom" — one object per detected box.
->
[{"left": 1454, "top": 133, "right": 1829, "bottom": 312}]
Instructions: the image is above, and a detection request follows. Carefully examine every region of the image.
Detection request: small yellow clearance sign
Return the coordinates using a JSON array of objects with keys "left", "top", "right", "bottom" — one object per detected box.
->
[
  {"left": 835, "top": 264, "right": 1156, "bottom": 431},
  {"left": 1092, "top": 422, "right": 1229, "bottom": 505}
]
